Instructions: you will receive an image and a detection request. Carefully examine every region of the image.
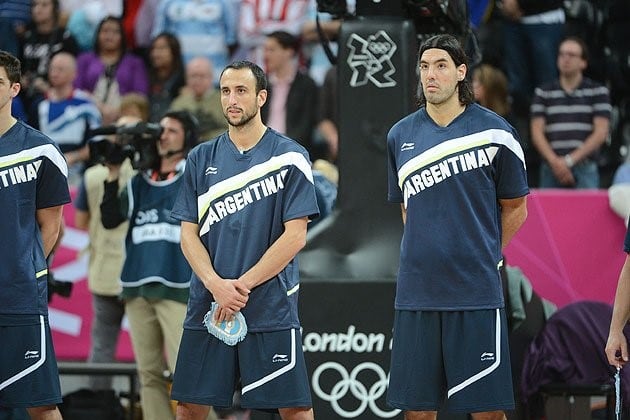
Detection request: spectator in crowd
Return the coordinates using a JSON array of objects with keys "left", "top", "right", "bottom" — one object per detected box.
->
[
  {"left": 261, "top": 30, "right": 319, "bottom": 158},
  {"left": 74, "top": 114, "right": 139, "bottom": 390},
  {"left": 74, "top": 16, "right": 149, "bottom": 124},
  {"left": 120, "top": 92, "right": 150, "bottom": 122},
  {"left": 314, "top": 65, "right": 338, "bottom": 161},
  {"left": 19, "top": 0, "right": 79, "bottom": 108},
  {"left": 236, "top": 0, "right": 309, "bottom": 67},
  {"left": 64, "top": 0, "right": 122, "bottom": 51},
  {"left": 472, "top": 63, "right": 512, "bottom": 120},
  {"left": 0, "top": 0, "right": 31, "bottom": 55},
  {"left": 122, "top": 0, "right": 159, "bottom": 55},
  {"left": 0, "top": 49, "right": 70, "bottom": 420},
  {"left": 28, "top": 51, "right": 101, "bottom": 184},
  {"left": 147, "top": 32, "right": 185, "bottom": 122},
  {"left": 152, "top": 0, "right": 237, "bottom": 84},
  {"left": 530, "top": 36, "right": 611, "bottom": 189},
  {"left": 99, "top": 110, "right": 209, "bottom": 420},
  {"left": 169, "top": 56, "right": 226, "bottom": 142},
  {"left": 501, "top": 0, "right": 565, "bottom": 186},
  {"left": 501, "top": 0, "right": 565, "bottom": 119}
]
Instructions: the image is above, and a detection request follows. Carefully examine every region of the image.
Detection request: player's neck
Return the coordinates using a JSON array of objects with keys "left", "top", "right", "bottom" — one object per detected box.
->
[
  {"left": 229, "top": 120, "right": 267, "bottom": 152},
  {"left": 427, "top": 99, "right": 466, "bottom": 127},
  {"left": 0, "top": 114, "right": 17, "bottom": 137}
]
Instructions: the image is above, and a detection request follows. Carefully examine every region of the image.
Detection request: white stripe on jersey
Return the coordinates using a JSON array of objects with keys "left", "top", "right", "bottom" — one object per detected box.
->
[
  {"left": 397, "top": 129, "right": 525, "bottom": 190},
  {"left": 0, "top": 144, "right": 68, "bottom": 178},
  {"left": 197, "top": 151, "right": 313, "bottom": 225}
]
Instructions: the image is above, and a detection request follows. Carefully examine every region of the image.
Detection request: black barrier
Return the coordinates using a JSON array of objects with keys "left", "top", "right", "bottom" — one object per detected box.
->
[
  {"left": 300, "top": 282, "right": 399, "bottom": 419},
  {"left": 299, "top": 17, "right": 417, "bottom": 280},
  {"left": 295, "top": 16, "right": 416, "bottom": 420}
]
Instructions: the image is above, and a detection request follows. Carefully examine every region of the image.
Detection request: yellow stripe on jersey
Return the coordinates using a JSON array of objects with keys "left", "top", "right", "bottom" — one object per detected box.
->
[
  {"left": 0, "top": 144, "right": 68, "bottom": 178},
  {"left": 197, "top": 151, "right": 313, "bottom": 224},
  {"left": 397, "top": 129, "right": 525, "bottom": 190}
]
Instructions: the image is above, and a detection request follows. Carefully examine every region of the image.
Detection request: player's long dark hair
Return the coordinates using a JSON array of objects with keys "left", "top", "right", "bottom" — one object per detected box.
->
[{"left": 416, "top": 34, "right": 474, "bottom": 107}]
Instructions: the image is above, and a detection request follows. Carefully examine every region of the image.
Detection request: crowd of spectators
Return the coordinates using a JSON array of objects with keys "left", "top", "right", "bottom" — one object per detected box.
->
[{"left": 1, "top": 0, "right": 628, "bottom": 192}]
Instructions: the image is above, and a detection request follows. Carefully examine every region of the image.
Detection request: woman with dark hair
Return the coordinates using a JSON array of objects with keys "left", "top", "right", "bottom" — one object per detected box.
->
[
  {"left": 19, "top": 0, "right": 79, "bottom": 106},
  {"left": 148, "top": 32, "right": 185, "bottom": 122},
  {"left": 74, "top": 15, "right": 149, "bottom": 124}
]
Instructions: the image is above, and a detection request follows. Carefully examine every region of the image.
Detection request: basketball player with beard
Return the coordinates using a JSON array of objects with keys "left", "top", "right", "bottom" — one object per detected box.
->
[{"left": 170, "top": 61, "right": 318, "bottom": 420}]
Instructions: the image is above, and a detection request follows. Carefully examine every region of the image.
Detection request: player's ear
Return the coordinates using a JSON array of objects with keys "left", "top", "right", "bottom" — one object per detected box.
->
[
  {"left": 258, "top": 89, "right": 267, "bottom": 107},
  {"left": 10, "top": 82, "right": 21, "bottom": 97}
]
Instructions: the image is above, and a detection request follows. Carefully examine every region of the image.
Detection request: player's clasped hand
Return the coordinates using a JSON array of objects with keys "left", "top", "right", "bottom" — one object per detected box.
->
[{"left": 212, "top": 279, "right": 250, "bottom": 322}]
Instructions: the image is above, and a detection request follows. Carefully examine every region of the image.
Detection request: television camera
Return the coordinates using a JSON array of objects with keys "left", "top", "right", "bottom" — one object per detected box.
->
[
  {"left": 317, "top": 0, "right": 468, "bottom": 34},
  {"left": 88, "top": 122, "right": 163, "bottom": 170}
]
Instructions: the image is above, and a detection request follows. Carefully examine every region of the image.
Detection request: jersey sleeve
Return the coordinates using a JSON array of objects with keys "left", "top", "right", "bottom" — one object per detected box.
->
[
  {"left": 36, "top": 146, "right": 71, "bottom": 208},
  {"left": 387, "top": 126, "right": 403, "bottom": 203},
  {"left": 281, "top": 152, "right": 319, "bottom": 222},
  {"left": 172, "top": 152, "right": 199, "bottom": 223},
  {"left": 495, "top": 129, "right": 529, "bottom": 199}
]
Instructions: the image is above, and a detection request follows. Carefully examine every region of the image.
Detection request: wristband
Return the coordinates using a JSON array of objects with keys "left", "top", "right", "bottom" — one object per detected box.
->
[{"left": 563, "top": 154, "right": 575, "bottom": 168}]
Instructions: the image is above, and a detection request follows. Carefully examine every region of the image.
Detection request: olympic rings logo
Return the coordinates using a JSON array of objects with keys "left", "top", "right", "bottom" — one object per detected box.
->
[
  {"left": 367, "top": 41, "right": 393, "bottom": 55},
  {"left": 311, "top": 361, "right": 401, "bottom": 418}
]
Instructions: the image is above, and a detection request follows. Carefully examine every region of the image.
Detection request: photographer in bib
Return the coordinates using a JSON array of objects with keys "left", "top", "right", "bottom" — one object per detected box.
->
[{"left": 98, "top": 110, "right": 213, "bottom": 420}]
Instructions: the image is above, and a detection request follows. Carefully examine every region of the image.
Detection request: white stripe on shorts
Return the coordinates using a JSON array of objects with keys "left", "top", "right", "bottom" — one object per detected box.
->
[
  {"left": 241, "top": 329, "right": 297, "bottom": 395},
  {"left": 0, "top": 315, "right": 47, "bottom": 391},
  {"left": 447, "top": 309, "right": 501, "bottom": 399}
]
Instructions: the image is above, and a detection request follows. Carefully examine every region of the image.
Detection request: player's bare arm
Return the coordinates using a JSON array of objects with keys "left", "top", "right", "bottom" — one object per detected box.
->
[
  {"left": 239, "top": 217, "right": 308, "bottom": 290},
  {"left": 606, "top": 253, "right": 630, "bottom": 367},
  {"left": 499, "top": 196, "right": 528, "bottom": 249},
  {"left": 36, "top": 205, "right": 64, "bottom": 257},
  {"left": 180, "top": 221, "right": 250, "bottom": 317}
]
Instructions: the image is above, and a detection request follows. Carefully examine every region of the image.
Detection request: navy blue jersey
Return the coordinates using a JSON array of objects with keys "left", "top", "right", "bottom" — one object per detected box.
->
[
  {"left": 0, "top": 120, "right": 70, "bottom": 315},
  {"left": 624, "top": 224, "right": 630, "bottom": 253},
  {"left": 172, "top": 129, "right": 319, "bottom": 332},
  {"left": 387, "top": 103, "right": 529, "bottom": 311}
]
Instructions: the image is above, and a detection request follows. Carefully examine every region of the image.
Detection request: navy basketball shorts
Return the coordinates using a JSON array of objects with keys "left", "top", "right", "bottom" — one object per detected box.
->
[
  {"left": 171, "top": 328, "right": 312, "bottom": 411},
  {"left": 387, "top": 308, "right": 514, "bottom": 413},
  {"left": 0, "top": 314, "right": 62, "bottom": 408}
]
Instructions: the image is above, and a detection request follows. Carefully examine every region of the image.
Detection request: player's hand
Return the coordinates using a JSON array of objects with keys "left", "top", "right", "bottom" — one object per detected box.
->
[
  {"left": 605, "top": 331, "right": 629, "bottom": 368},
  {"left": 210, "top": 279, "right": 250, "bottom": 318},
  {"left": 214, "top": 305, "right": 233, "bottom": 324}
]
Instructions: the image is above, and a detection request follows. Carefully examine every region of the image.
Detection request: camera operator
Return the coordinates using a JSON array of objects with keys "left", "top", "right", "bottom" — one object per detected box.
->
[
  {"left": 74, "top": 114, "right": 139, "bottom": 390},
  {"left": 99, "top": 110, "right": 205, "bottom": 420}
]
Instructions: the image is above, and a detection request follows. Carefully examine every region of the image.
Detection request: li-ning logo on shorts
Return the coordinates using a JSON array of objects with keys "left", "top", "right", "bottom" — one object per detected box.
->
[
  {"left": 401, "top": 142, "right": 415, "bottom": 152},
  {"left": 205, "top": 166, "right": 218, "bottom": 175},
  {"left": 480, "top": 352, "right": 495, "bottom": 361},
  {"left": 272, "top": 353, "right": 288, "bottom": 363},
  {"left": 24, "top": 350, "right": 39, "bottom": 359}
]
